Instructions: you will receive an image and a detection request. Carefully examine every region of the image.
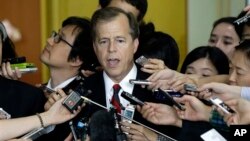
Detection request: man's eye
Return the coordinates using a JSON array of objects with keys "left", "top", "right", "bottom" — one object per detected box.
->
[
  {"left": 99, "top": 40, "right": 107, "bottom": 44},
  {"left": 117, "top": 39, "right": 125, "bottom": 43}
]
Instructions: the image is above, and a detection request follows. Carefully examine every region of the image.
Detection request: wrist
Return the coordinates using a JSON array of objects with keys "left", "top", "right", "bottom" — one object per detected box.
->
[
  {"left": 40, "top": 112, "right": 51, "bottom": 127},
  {"left": 204, "top": 106, "right": 213, "bottom": 122},
  {"left": 175, "top": 118, "right": 183, "bottom": 127},
  {"left": 36, "top": 113, "right": 45, "bottom": 128}
]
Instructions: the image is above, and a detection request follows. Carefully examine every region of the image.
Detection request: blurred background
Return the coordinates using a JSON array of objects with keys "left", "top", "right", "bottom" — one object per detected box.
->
[{"left": 0, "top": 0, "right": 246, "bottom": 84}]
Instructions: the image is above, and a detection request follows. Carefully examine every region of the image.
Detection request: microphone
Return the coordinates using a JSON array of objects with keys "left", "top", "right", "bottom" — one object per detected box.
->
[
  {"left": 110, "top": 108, "right": 128, "bottom": 141},
  {"left": 88, "top": 110, "right": 117, "bottom": 141},
  {"left": 80, "top": 96, "right": 177, "bottom": 141},
  {"left": 234, "top": 14, "right": 250, "bottom": 25}
]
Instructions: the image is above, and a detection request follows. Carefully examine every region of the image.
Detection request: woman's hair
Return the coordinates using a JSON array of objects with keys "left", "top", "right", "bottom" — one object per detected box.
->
[
  {"left": 0, "top": 22, "right": 17, "bottom": 61},
  {"left": 180, "top": 46, "right": 229, "bottom": 74},
  {"left": 235, "top": 39, "right": 250, "bottom": 61},
  {"left": 135, "top": 23, "right": 180, "bottom": 70},
  {"left": 212, "top": 17, "right": 241, "bottom": 39}
]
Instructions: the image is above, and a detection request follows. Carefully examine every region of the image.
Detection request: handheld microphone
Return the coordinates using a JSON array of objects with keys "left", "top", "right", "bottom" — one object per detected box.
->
[
  {"left": 234, "top": 14, "right": 250, "bottom": 25},
  {"left": 110, "top": 108, "right": 128, "bottom": 141},
  {"left": 80, "top": 96, "right": 177, "bottom": 141}
]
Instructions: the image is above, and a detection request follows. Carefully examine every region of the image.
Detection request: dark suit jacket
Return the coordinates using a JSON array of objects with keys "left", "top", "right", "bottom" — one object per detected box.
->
[
  {"left": 0, "top": 76, "right": 46, "bottom": 118},
  {"left": 84, "top": 69, "right": 180, "bottom": 139},
  {"left": 39, "top": 70, "right": 180, "bottom": 140}
]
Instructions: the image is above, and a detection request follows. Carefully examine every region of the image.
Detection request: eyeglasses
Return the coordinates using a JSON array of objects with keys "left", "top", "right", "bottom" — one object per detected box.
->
[{"left": 50, "top": 31, "right": 74, "bottom": 48}]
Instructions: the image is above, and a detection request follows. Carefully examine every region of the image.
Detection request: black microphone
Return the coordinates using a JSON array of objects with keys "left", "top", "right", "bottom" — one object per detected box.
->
[
  {"left": 110, "top": 108, "right": 128, "bottom": 141},
  {"left": 81, "top": 96, "right": 177, "bottom": 141},
  {"left": 88, "top": 110, "right": 117, "bottom": 141},
  {"left": 234, "top": 14, "right": 250, "bottom": 25}
]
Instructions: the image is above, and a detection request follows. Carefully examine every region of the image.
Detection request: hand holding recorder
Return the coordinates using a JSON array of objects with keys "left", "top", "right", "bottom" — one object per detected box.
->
[
  {"left": 215, "top": 98, "right": 250, "bottom": 125},
  {"left": 137, "top": 102, "right": 182, "bottom": 127},
  {"left": 174, "top": 95, "right": 212, "bottom": 122}
]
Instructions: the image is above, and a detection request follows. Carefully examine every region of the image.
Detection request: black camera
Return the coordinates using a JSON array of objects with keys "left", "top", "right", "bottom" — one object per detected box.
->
[{"left": 62, "top": 78, "right": 91, "bottom": 113}]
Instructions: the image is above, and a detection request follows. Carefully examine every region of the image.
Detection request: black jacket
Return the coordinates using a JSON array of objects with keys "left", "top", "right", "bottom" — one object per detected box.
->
[{"left": 0, "top": 76, "right": 46, "bottom": 118}]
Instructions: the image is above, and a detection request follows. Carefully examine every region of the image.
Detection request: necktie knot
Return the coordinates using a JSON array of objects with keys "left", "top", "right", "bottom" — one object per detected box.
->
[{"left": 113, "top": 84, "right": 121, "bottom": 92}]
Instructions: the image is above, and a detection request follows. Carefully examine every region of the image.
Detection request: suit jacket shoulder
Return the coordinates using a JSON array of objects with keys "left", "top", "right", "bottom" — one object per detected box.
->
[{"left": 0, "top": 76, "right": 46, "bottom": 118}]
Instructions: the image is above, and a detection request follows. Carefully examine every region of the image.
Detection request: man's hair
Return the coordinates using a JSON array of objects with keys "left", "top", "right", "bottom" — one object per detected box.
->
[
  {"left": 99, "top": 0, "right": 148, "bottom": 22},
  {"left": 91, "top": 7, "right": 139, "bottom": 41},
  {"left": 62, "top": 16, "right": 98, "bottom": 70}
]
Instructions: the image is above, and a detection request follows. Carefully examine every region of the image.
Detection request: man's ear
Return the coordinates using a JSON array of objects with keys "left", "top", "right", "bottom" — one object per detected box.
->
[
  {"left": 133, "top": 38, "right": 139, "bottom": 53},
  {"left": 70, "top": 57, "right": 83, "bottom": 67}
]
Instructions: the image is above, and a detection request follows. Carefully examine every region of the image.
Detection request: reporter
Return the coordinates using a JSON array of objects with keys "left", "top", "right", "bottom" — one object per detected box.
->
[
  {"left": 0, "top": 91, "right": 82, "bottom": 141},
  {"left": 170, "top": 46, "right": 229, "bottom": 93}
]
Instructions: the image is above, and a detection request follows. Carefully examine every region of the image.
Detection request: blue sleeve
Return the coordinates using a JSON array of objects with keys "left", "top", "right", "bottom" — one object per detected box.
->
[{"left": 241, "top": 87, "right": 250, "bottom": 100}]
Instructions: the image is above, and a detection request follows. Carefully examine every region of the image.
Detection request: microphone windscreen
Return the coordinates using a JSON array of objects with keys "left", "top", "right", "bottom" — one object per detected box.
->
[{"left": 89, "top": 110, "right": 116, "bottom": 141}]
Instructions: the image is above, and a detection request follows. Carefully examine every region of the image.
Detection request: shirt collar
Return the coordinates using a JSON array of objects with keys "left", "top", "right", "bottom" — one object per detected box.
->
[
  {"left": 103, "top": 63, "right": 137, "bottom": 94},
  {"left": 46, "top": 76, "right": 77, "bottom": 90}
]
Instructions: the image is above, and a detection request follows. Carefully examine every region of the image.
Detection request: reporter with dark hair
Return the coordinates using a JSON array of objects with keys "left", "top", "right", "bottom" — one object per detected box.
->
[
  {"left": 135, "top": 27, "right": 180, "bottom": 72},
  {"left": 99, "top": 0, "right": 147, "bottom": 23},
  {"left": 181, "top": 46, "right": 229, "bottom": 76},
  {"left": 0, "top": 22, "right": 46, "bottom": 120},
  {"left": 208, "top": 17, "right": 240, "bottom": 59}
]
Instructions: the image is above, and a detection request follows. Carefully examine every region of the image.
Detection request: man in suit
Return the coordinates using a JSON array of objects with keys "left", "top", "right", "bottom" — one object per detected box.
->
[
  {"left": 37, "top": 16, "right": 99, "bottom": 141},
  {"left": 84, "top": 7, "right": 180, "bottom": 140}
]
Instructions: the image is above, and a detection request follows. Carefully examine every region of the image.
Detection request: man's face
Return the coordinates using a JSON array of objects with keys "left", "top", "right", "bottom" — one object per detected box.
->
[
  {"left": 108, "top": 0, "right": 139, "bottom": 19},
  {"left": 229, "top": 51, "right": 250, "bottom": 86},
  {"left": 40, "top": 25, "right": 78, "bottom": 69},
  {"left": 93, "top": 14, "right": 138, "bottom": 83}
]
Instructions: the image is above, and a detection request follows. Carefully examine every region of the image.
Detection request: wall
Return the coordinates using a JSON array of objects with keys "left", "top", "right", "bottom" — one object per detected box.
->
[
  {"left": 0, "top": 0, "right": 41, "bottom": 85},
  {"left": 187, "top": 0, "right": 245, "bottom": 52}
]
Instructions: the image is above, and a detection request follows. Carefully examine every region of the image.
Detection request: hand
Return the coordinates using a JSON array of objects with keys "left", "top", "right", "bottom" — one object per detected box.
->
[
  {"left": 120, "top": 122, "right": 157, "bottom": 141},
  {"left": 217, "top": 98, "right": 250, "bottom": 125},
  {"left": 44, "top": 89, "right": 67, "bottom": 111},
  {"left": 42, "top": 95, "right": 84, "bottom": 126},
  {"left": 0, "top": 62, "right": 22, "bottom": 80},
  {"left": 137, "top": 102, "right": 181, "bottom": 127},
  {"left": 198, "top": 82, "right": 241, "bottom": 101},
  {"left": 244, "top": 5, "right": 250, "bottom": 15},
  {"left": 147, "top": 68, "right": 180, "bottom": 82},
  {"left": 141, "top": 58, "right": 166, "bottom": 74},
  {"left": 168, "top": 75, "right": 197, "bottom": 93},
  {"left": 147, "top": 69, "right": 183, "bottom": 90},
  {"left": 174, "top": 95, "right": 212, "bottom": 122}
]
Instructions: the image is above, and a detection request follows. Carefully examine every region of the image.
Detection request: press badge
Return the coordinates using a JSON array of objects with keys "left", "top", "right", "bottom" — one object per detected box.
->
[{"left": 122, "top": 104, "right": 135, "bottom": 123}]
